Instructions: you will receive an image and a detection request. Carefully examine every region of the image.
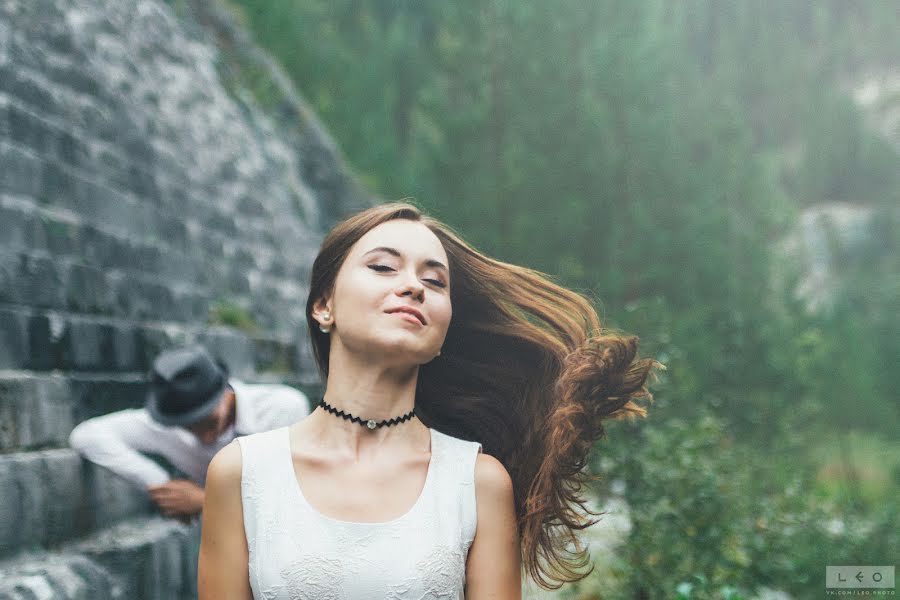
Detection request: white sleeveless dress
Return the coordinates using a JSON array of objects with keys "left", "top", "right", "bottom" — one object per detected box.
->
[{"left": 236, "top": 425, "right": 483, "bottom": 599}]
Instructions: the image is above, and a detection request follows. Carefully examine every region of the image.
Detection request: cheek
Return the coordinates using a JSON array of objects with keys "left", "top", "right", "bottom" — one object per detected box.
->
[
  {"left": 333, "top": 274, "right": 381, "bottom": 318},
  {"left": 435, "top": 299, "right": 452, "bottom": 326}
]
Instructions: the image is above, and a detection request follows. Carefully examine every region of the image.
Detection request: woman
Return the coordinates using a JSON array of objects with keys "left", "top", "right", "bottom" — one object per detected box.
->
[{"left": 198, "top": 201, "right": 662, "bottom": 599}]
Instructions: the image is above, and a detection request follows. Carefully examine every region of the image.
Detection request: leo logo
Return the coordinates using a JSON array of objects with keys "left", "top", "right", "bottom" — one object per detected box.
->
[{"left": 826, "top": 566, "right": 895, "bottom": 592}]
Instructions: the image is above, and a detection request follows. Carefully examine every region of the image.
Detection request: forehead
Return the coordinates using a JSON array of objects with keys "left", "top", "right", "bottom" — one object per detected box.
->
[{"left": 351, "top": 220, "right": 447, "bottom": 263}]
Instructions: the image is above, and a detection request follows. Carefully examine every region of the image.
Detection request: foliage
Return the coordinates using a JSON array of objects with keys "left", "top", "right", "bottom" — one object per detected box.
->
[
  {"left": 581, "top": 411, "right": 900, "bottom": 599},
  {"left": 207, "top": 299, "right": 258, "bottom": 332}
]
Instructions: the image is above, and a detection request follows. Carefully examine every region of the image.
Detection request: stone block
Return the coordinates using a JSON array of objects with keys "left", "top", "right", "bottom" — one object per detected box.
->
[
  {"left": 252, "top": 336, "right": 297, "bottom": 374},
  {"left": 41, "top": 213, "right": 82, "bottom": 256},
  {"left": 7, "top": 102, "right": 57, "bottom": 156},
  {"left": 0, "top": 309, "right": 28, "bottom": 370},
  {"left": 0, "top": 451, "right": 51, "bottom": 555},
  {"left": 78, "top": 223, "right": 120, "bottom": 267},
  {"left": 136, "top": 327, "right": 189, "bottom": 371},
  {"left": 226, "top": 268, "right": 251, "bottom": 294},
  {"left": 25, "top": 312, "right": 54, "bottom": 370},
  {"left": 39, "top": 158, "right": 76, "bottom": 207},
  {"left": 65, "top": 264, "right": 115, "bottom": 315},
  {"left": 196, "top": 327, "right": 255, "bottom": 378},
  {"left": 0, "top": 95, "right": 8, "bottom": 138},
  {"left": 17, "top": 252, "right": 65, "bottom": 309},
  {"left": 0, "top": 374, "right": 73, "bottom": 451},
  {"left": 58, "top": 319, "right": 118, "bottom": 371},
  {"left": 0, "top": 203, "right": 28, "bottom": 248},
  {"left": 0, "top": 254, "right": 19, "bottom": 305},
  {"left": 81, "top": 462, "right": 156, "bottom": 529},
  {"left": 69, "top": 377, "right": 147, "bottom": 422},
  {"left": 115, "top": 276, "right": 189, "bottom": 321},
  {"left": 0, "top": 459, "right": 20, "bottom": 558},
  {"left": 0, "top": 66, "right": 60, "bottom": 116},
  {"left": 43, "top": 451, "right": 85, "bottom": 545},
  {"left": 155, "top": 247, "right": 197, "bottom": 283},
  {"left": 110, "top": 325, "right": 140, "bottom": 371},
  {"left": 0, "top": 140, "right": 43, "bottom": 198},
  {"left": 155, "top": 213, "right": 189, "bottom": 251},
  {"left": 23, "top": 209, "right": 48, "bottom": 253}
]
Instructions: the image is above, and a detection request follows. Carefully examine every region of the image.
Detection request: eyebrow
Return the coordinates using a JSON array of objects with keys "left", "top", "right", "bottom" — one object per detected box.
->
[{"left": 362, "top": 246, "right": 449, "bottom": 273}]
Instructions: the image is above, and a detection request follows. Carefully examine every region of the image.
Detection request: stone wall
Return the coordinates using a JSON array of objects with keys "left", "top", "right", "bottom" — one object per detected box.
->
[{"left": 0, "top": 0, "right": 372, "bottom": 596}]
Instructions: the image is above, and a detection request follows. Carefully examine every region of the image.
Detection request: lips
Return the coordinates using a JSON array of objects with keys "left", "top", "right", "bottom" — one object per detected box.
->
[{"left": 385, "top": 306, "right": 427, "bottom": 325}]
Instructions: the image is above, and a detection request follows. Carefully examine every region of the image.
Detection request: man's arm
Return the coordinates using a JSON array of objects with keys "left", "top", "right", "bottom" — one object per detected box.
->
[{"left": 68, "top": 409, "right": 174, "bottom": 489}]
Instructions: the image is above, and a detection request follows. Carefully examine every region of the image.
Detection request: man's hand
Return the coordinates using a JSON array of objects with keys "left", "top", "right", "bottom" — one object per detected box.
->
[{"left": 147, "top": 479, "right": 205, "bottom": 522}]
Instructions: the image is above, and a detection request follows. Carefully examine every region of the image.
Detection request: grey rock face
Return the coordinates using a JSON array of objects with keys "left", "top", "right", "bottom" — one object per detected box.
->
[{"left": 0, "top": 0, "right": 372, "bottom": 596}]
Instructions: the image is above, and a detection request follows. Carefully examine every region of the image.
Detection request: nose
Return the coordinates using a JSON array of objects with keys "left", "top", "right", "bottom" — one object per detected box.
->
[{"left": 396, "top": 270, "right": 425, "bottom": 298}]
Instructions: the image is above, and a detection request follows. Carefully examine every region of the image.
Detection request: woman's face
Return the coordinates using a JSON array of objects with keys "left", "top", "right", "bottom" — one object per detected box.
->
[{"left": 317, "top": 220, "right": 452, "bottom": 367}]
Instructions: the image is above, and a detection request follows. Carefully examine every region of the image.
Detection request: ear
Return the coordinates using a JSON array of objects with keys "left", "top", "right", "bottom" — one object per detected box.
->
[{"left": 312, "top": 296, "right": 332, "bottom": 317}]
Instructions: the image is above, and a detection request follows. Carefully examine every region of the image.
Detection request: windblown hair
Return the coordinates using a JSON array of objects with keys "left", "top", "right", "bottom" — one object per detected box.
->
[{"left": 305, "top": 201, "right": 665, "bottom": 589}]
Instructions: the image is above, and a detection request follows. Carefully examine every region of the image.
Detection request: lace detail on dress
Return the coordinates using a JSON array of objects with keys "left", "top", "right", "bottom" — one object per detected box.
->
[
  {"left": 275, "top": 555, "right": 345, "bottom": 600},
  {"left": 385, "top": 544, "right": 467, "bottom": 599}
]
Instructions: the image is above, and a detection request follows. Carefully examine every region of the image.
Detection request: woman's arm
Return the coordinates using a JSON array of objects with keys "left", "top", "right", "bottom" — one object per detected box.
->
[
  {"left": 197, "top": 440, "right": 253, "bottom": 599},
  {"left": 465, "top": 453, "right": 522, "bottom": 599}
]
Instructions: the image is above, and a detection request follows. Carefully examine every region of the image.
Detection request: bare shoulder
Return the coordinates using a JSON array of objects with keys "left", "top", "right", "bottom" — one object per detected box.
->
[
  {"left": 474, "top": 452, "right": 514, "bottom": 497},
  {"left": 206, "top": 439, "right": 244, "bottom": 488}
]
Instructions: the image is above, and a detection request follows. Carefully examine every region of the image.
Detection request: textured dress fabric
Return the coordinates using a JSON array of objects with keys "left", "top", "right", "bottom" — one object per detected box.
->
[{"left": 236, "top": 426, "right": 483, "bottom": 599}]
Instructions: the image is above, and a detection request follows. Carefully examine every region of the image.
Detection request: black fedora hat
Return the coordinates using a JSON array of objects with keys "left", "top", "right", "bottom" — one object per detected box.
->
[{"left": 145, "top": 345, "right": 229, "bottom": 427}]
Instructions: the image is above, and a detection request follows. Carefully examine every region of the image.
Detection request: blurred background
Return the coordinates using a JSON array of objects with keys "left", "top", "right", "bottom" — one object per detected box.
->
[{"left": 0, "top": 0, "right": 897, "bottom": 598}]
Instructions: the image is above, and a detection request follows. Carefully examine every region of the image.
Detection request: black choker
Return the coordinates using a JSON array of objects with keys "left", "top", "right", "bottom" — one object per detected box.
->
[{"left": 317, "top": 397, "right": 416, "bottom": 430}]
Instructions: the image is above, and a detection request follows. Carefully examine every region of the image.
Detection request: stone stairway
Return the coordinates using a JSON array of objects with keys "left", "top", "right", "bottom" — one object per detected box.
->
[
  {"left": 0, "top": 354, "right": 317, "bottom": 599},
  {"left": 0, "top": 517, "right": 199, "bottom": 599},
  {"left": 0, "top": 0, "right": 366, "bottom": 600},
  {"left": 0, "top": 379, "right": 202, "bottom": 598},
  {"left": 0, "top": 0, "right": 365, "bottom": 595}
]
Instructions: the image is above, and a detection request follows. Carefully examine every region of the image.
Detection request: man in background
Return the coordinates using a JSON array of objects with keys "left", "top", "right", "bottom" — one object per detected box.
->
[{"left": 69, "top": 344, "right": 311, "bottom": 523}]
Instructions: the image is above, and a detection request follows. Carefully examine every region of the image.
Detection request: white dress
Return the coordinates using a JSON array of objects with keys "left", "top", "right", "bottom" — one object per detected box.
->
[{"left": 236, "top": 425, "right": 483, "bottom": 599}]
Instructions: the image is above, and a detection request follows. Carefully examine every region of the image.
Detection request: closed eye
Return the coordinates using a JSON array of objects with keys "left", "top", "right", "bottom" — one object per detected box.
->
[{"left": 368, "top": 264, "right": 447, "bottom": 288}]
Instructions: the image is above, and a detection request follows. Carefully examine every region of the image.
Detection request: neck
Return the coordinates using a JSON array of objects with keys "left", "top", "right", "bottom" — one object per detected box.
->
[{"left": 307, "top": 346, "right": 429, "bottom": 456}]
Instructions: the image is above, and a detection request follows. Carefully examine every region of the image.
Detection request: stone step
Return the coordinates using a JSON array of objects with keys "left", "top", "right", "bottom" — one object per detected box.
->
[
  {"left": 0, "top": 553, "right": 121, "bottom": 600},
  {"left": 0, "top": 373, "right": 75, "bottom": 452},
  {"left": 0, "top": 368, "right": 313, "bottom": 453},
  {"left": 0, "top": 515, "right": 200, "bottom": 600},
  {"left": 0, "top": 312, "right": 306, "bottom": 383},
  {"left": 70, "top": 516, "right": 200, "bottom": 600},
  {"left": 0, "top": 305, "right": 305, "bottom": 376},
  {"left": 0, "top": 447, "right": 154, "bottom": 559}
]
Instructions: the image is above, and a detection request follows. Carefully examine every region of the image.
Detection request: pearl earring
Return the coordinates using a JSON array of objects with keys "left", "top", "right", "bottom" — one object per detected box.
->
[{"left": 319, "top": 313, "right": 331, "bottom": 333}]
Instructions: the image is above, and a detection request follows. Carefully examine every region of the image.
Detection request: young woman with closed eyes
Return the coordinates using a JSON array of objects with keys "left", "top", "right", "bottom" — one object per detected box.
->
[{"left": 198, "top": 201, "right": 663, "bottom": 599}]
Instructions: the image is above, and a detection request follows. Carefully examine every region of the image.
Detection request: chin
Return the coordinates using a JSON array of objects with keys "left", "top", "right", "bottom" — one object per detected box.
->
[{"left": 376, "top": 342, "right": 435, "bottom": 365}]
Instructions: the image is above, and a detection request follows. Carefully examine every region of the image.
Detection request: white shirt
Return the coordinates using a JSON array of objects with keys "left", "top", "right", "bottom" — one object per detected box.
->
[
  {"left": 236, "top": 425, "right": 482, "bottom": 599},
  {"left": 68, "top": 379, "right": 311, "bottom": 489}
]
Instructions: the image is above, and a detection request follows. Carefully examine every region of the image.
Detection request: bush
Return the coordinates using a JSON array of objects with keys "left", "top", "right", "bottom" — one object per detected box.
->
[{"left": 575, "top": 411, "right": 899, "bottom": 599}]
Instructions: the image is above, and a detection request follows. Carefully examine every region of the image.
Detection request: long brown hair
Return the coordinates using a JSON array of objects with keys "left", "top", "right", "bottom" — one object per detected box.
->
[{"left": 305, "top": 201, "right": 664, "bottom": 589}]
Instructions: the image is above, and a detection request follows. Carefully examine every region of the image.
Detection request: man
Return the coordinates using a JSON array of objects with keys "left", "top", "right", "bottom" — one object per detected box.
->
[{"left": 69, "top": 344, "right": 311, "bottom": 523}]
